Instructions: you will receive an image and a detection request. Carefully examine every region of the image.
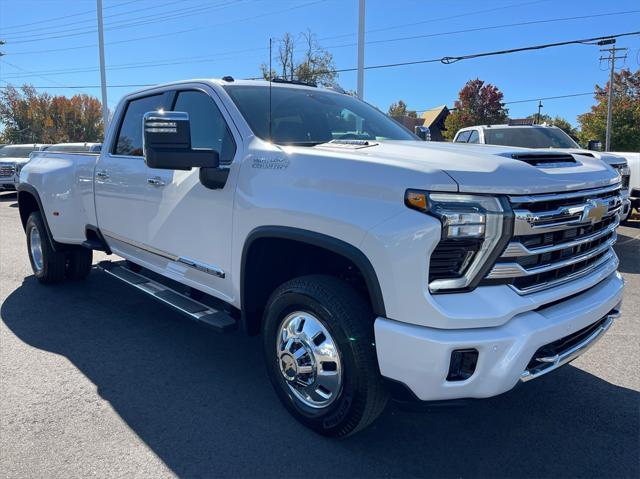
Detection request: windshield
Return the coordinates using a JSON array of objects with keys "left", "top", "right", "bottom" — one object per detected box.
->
[
  {"left": 223, "top": 85, "right": 416, "bottom": 145},
  {"left": 483, "top": 127, "right": 579, "bottom": 149},
  {"left": 0, "top": 146, "right": 38, "bottom": 158}
]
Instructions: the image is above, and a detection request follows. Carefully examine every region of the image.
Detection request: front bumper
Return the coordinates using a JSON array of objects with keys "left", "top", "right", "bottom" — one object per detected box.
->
[{"left": 374, "top": 271, "right": 623, "bottom": 401}]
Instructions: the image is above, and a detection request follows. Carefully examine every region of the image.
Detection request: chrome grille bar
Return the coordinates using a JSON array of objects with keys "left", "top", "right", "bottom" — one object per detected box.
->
[
  {"left": 511, "top": 251, "right": 618, "bottom": 295},
  {"left": 502, "top": 219, "right": 619, "bottom": 257},
  {"left": 488, "top": 236, "right": 616, "bottom": 279}
]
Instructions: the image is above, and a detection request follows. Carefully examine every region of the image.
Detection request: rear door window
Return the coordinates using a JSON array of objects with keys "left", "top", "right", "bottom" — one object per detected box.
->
[{"left": 114, "top": 94, "right": 166, "bottom": 156}]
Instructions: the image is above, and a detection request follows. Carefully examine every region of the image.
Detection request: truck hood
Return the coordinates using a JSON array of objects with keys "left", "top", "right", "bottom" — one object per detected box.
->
[
  {"left": 311, "top": 141, "right": 620, "bottom": 195},
  {"left": 550, "top": 148, "right": 627, "bottom": 166}
]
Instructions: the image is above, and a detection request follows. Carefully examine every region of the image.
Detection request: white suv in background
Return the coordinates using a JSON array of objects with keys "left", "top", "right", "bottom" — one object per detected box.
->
[
  {"left": 453, "top": 123, "right": 632, "bottom": 221},
  {"left": 0, "top": 144, "right": 50, "bottom": 190}
]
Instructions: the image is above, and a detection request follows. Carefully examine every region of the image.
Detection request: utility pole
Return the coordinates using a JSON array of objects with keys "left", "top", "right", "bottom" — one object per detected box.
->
[
  {"left": 599, "top": 41, "right": 627, "bottom": 151},
  {"left": 536, "top": 100, "right": 543, "bottom": 124},
  {"left": 96, "top": 0, "right": 109, "bottom": 130},
  {"left": 356, "top": 0, "right": 365, "bottom": 99}
]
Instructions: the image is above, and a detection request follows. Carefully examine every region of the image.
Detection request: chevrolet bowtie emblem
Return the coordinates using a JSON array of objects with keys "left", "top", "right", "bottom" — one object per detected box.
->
[{"left": 581, "top": 199, "right": 608, "bottom": 224}]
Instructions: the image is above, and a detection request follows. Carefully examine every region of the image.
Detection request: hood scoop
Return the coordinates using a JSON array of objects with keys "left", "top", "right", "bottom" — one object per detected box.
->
[{"left": 508, "top": 152, "right": 577, "bottom": 168}]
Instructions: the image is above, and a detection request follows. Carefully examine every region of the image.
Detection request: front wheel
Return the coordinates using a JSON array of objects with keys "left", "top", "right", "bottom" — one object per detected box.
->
[{"left": 262, "top": 275, "right": 388, "bottom": 437}]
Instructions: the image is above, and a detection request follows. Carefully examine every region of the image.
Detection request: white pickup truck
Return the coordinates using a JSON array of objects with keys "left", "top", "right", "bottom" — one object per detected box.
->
[
  {"left": 19, "top": 78, "right": 624, "bottom": 437},
  {"left": 453, "top": 123, "right": 633, "bottom": 222}
]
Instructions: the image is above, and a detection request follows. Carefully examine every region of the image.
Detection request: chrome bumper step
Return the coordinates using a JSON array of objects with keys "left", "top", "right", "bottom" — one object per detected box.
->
[{"left": 98, "top": 261, "right": 236, "bottom": 333}]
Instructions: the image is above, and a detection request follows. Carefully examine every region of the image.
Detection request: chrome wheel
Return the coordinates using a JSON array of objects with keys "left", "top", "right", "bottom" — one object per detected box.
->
[
  {"left": 29, "top": 226, "right": 44, "bottom": 273},
  {"left": 277, "top": 311, "right": 342, "bottom": 409}
]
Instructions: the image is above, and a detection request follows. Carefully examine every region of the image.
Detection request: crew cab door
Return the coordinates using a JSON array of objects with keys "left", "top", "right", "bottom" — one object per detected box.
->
[{"left": 95, "top": 86, "right": 239, "bottom": 302}]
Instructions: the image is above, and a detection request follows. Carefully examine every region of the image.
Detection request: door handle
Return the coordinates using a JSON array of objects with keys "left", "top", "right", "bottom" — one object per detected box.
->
[
  {"left": 96, "top": 170, "right": 109, "bottom": 180},
  {"left": 147, "top": 176, "right": 166, "bottom": 187}
]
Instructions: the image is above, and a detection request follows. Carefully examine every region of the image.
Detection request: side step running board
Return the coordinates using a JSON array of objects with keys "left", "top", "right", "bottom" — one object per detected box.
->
[{"left": 98, "top": 261, "right": 236, "bottom": 333}]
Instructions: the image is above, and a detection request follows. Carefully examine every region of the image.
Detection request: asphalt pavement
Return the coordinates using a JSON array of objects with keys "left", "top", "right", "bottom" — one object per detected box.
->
[{"left": 0, "top": 191, "right": 638, "bottom": 479}]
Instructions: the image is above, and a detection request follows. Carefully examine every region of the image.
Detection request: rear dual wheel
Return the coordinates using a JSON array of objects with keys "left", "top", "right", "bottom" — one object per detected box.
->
[{"left": 26, "top": 212, "right": 93, "bottom": 283}]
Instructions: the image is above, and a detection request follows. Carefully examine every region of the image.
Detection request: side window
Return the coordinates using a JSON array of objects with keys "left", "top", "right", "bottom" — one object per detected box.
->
[
  {"left": 114, "top": 94, "right": 165, "bottom": 156},
  {"left": 467, "top": 130, "right": 480, "bottom": 144},
  {"left": 455, "top": 131, "right": 471, "bottom": 143},
  {"left": 173, "top": 91, "right": 236, "bottom": 165}
]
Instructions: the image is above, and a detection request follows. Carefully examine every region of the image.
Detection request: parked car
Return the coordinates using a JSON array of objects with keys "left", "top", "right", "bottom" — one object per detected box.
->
[
  {"left": 0, "top": 144, "right": 50, "bottom": 190},
  {"left": 18, "top": 79, "right": 624, "bottom": 436},
  {"left": 613, "top": 152, "right": 640, "bottom": 215},
  {"left": 453, "top": 122, "right": 632, "bottom": 221},
  {"left": 46, "top": 142, "right": 102, "bottom": 153}
]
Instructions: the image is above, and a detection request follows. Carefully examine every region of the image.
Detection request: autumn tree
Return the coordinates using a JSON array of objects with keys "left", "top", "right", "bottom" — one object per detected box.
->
[
  {"left": 261, "top": 30, "right": 338, "bottom": 87},
  {"left": 443, "top": 79, "right": 508, "bottom": 140},
  {"left": 577, "top": 68, "right": 640, "bottom": 151},
  {"left": 0, "top": 85, "right": 103, "bottom": 143},
  {"left": 388, "top": 100, "right": 417, "bottom": 118}
]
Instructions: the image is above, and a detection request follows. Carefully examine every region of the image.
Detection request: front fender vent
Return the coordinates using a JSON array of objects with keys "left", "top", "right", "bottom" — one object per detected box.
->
[{"left": 510, "top": 153, "right": 577, "bottom": 168}]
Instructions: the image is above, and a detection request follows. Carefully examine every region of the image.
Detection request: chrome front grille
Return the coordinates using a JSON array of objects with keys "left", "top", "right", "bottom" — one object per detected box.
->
[
  {"left": 484, "top": 184, "right": 622, "bottom": 294},
  {"left": 0, "top": 164, "right": 15, "bottom": 178}
]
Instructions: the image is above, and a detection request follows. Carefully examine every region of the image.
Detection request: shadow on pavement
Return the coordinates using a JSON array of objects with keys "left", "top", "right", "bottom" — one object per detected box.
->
[
  {"left": 0, "top": 192, "right": 17, "bottom": 202},
  {"left": 2, "top": 270, "right": 639, "bottom": 478},
  {"left": 615, "top": 232, "right": 640, "bottom": 275}
]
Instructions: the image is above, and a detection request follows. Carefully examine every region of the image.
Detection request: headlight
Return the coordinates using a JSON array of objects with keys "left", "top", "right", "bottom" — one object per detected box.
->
[
  {"left": 15, "top": 163, "right": 23, "bottom": 175},
  {"left": 405, "top": 190, "right": 513, "bottom": 293}
]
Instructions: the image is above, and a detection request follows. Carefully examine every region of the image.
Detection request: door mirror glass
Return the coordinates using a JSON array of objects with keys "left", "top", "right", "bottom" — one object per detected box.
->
[
  {"left": 143, "top": 111, "right": 219, "bottom": 170},
  {"left": 587, "top": 139, "right": 602, "bottom": 151}
]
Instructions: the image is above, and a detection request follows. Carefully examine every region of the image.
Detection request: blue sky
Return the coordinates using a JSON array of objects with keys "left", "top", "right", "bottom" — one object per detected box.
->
[{"left": 0, "top": 0, "right": 639, "bottom": 126}]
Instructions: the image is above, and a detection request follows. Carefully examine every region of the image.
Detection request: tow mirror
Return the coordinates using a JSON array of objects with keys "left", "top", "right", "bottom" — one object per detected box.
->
[
  {"left": 415, "top": 126, "right": 431, "bottom": 141},
  {"left": 143, "top": 111, "right": 219, "bottom": 170},
  {"left": 587, "top": 139, "right": 602, "bottom": 151}
]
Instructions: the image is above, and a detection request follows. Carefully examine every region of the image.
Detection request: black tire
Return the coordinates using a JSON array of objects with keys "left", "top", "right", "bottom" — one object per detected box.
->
[
  {"left": 25, "top": 211, "right": 66, "bottom": 284},
  {"left": 66, "top": 247, "right": 93, "bottom": 280},
  {"left": 262, "top": 275, "right": 388, "bottom": 437}
]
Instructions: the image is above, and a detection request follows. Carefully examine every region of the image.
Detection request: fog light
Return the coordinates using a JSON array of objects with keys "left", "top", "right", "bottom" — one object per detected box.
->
[{"left": 447, "top": 349, "right": 479, "bottom": 381}]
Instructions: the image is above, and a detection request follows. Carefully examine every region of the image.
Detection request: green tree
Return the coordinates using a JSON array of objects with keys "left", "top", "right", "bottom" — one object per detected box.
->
[
  {"left": 0, "top": 85, "right": 103, "bottom": 143},
  {"left": 388, "top": 100, "right": 417, "bottom": 118},
  {"left": 577, "top": 68, "right": 640, "bottom": 151},
  {"left": 261, "top": 30, "right": 338, "bottom": 87},
  {"left": 443, "top": 78, "right": 508, "bottom": 140}
]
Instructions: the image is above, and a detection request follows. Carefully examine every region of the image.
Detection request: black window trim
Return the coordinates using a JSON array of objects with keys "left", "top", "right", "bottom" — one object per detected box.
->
[{"left": 109, "top": 91, "right": 173, "bottom": 157}]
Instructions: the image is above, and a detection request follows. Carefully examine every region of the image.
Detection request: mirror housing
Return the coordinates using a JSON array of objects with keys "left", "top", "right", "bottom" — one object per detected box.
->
[
  {"left": 587, "top": 139, "right": 602, "bottom": 151},
  {"left": 415, "top": 125, "right": 431, "bottom": 141},
  {"left": 143, "top": 111, "right": 219, "bottom": 170}
]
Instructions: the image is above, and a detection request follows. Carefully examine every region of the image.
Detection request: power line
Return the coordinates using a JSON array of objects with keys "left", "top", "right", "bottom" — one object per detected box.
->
[
  {"left": 0, "top": 0, "right": 142, "bottom": 31},
  {"left": 326, "top": 11, "right": 640, "bottom": 50},
  {"left": 0, "top": 0, "right": 184, "bottom": 38},
  {"left": 319, "top": 0, "right": 553, "bottom": 42},
  {"left": 3, "top": 0, "right": 327, "bottom": 54},
  {"left": 3, "top": 0, "right": 247, "bottom": 44},
  {"left": 438, "top": 32, "right": 640, "bottom": 64},
  {"left": 4, "top": 11, "right": 635, "bottom": 79}
]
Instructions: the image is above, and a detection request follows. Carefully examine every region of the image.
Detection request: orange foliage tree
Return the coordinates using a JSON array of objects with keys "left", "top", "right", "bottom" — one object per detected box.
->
[{"left": 0, "top": 85, "right": 104, "bottom": 144}]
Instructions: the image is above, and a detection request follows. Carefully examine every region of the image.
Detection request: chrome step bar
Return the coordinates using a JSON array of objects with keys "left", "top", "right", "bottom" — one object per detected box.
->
[
  {"left": 98, "top": 261, "right": 236, "bottom": 333},
  {"left": 520, "top": 309, "right": 620, "bottom": 383}
]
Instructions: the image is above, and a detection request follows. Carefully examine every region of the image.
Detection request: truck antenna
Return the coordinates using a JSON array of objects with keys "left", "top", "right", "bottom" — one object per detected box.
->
[{"left": 269, "top": 37, "right": 273, "bottom": 143}]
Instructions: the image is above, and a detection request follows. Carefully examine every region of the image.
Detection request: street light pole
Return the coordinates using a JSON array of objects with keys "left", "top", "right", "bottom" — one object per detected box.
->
[
  {"left": 356, "top": 0, "right": 365, "bottom": 99},
  {"left": 96, "top": 0, "right": 109, "bottom": 131}
]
